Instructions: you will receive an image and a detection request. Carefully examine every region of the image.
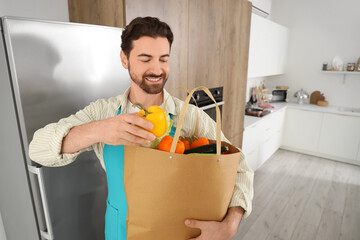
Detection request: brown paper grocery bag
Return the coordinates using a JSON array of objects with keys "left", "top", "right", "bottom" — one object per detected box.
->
[{"left": 123, "top": 86, "right": 241, "bottom": 239}]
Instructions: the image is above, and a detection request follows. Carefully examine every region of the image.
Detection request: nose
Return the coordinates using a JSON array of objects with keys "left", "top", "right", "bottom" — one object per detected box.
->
[{"left": 149, "top": 60, "right": 163, "bottom": 76}]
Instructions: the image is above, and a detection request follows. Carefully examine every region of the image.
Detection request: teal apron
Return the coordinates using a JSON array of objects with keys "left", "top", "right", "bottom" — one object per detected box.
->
[{"left": 103, "top": 107, "right": 176, "bottom": 240}]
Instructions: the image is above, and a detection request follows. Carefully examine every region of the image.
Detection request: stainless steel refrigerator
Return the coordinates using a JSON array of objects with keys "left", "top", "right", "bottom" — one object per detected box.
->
[{"left": 0, "top": 16, "right": 130, "bottom": 240}]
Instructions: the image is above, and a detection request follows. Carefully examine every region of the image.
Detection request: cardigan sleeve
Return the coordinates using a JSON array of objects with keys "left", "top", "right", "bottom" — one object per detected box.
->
[{"left": 28, "top": 99, "right": 107, "bottom": 167}]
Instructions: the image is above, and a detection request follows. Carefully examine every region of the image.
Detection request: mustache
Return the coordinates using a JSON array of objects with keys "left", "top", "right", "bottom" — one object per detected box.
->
[{"left": 143, "top": 73, "right": 165, "bottom": 78}]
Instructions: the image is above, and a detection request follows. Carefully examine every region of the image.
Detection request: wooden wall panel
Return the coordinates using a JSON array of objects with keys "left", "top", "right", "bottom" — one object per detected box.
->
[
  {"left": 68, "top": 0, "right": 126, "bottom": 27},
  {"left": 125, "top": 0, "right": 189, "bottom": 100},
  {"left": 223, "top": 0, "right": 252, "bottom": 148},
  {"left": 188, "top": 0, "right": 252, "bottom": 147},
  {"left": 187, "top": 0, "right": 227, "bottom": 90}
]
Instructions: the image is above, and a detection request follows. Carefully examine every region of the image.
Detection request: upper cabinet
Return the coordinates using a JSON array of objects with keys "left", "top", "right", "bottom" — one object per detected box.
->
[
  {"left": 251, "top": 0, "right": 271, "bottom": 14},
  {"left": 247, "top": 13, "right": 289, "bottom": 78}
]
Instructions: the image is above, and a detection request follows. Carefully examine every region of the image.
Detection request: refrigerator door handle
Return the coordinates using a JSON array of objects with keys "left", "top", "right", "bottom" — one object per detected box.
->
[{"left": 28, "top": 165, "right": 54, "bottom": 240}]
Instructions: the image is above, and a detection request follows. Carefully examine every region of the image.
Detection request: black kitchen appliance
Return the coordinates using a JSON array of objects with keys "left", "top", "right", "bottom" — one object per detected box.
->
[
  {"left": 245, "top": 106, "right": 271, "bottom": 117},
  {"left": 271, "top": 89, "right": 288, "bottom": 102},
  {"left": 189, "top": 87, "right": 224, "bottom": 122}
]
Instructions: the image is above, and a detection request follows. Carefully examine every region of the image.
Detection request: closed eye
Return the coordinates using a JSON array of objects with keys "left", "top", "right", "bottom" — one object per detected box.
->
[{"left": 160, "top": 56, "right": 169, "bottom": 63}]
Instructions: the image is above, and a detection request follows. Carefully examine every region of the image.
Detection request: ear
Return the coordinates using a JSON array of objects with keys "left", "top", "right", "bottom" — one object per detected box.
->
[{"left": 120, "top": 50, "right": 129, "bottom": 69}]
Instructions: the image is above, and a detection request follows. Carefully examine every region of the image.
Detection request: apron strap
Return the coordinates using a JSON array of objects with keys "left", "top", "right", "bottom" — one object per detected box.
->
[{"left": 169, "top": 114, "right": 176, "bottom": 137}]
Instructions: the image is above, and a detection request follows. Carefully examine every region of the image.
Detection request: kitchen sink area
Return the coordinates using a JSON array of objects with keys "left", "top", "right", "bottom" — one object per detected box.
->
[
  {"left": 338, "top": 107, "right": 360, "bottom": 114},
  {"left": 245, "top": 102, "right": 360, "bottom": 129}
]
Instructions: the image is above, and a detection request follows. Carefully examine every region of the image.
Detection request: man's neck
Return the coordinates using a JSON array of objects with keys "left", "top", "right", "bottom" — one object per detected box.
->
[{"left": 128, "top": 84, "right": 164, "bottom": 108}]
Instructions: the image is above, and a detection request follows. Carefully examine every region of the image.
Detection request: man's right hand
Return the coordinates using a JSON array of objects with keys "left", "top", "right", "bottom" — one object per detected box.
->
[
  {"left": 98, "top": 113, "right": 156, "bottom": 146},
  {"left": 61, "top": 113, "right": 156, "bottom": 154}
]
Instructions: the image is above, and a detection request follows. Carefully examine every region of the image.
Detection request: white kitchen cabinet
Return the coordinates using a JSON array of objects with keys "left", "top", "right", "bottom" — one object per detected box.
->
[
  {"left": 243, "top": 108, "right": 285, "bottom": 171},
  {"left": 258, "top": 108, "right": 285, "bottom": 162},
  {"left": 318, "top": 113, "right": 360, "bottom": 161},
  {"left": 258, "top": 135, "right": 274, "bottom": 166},
  {"left": 260, "top": 128, "right": 283, "bottom": 161},
  {"left": 246, "top": 105, "right": 360, "bottom": 167},
  {"left": 245, "top": 148, "right": 260, "bottom": 172},
  {"left": 242, "top": 122, "right": 263, "bottom": 170},
  {"left": 282, "top": 108, "right": 323, "bottom": 152},
  {"left": 268, "top": 107, "right": 285, "bottom": 135},
  {"left": 247, "top": 13, "right": 289, "bottom": 78}
]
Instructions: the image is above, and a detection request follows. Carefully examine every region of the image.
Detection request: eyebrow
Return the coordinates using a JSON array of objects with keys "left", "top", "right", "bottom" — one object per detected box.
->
[{"left": 137, "top": 54, "right": 170, "bottom": 58}]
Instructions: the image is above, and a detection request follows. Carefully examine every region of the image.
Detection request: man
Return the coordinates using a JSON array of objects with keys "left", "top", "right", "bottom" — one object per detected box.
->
[{"left": 29, "top": 16, "right": 253, "bottom": 240}]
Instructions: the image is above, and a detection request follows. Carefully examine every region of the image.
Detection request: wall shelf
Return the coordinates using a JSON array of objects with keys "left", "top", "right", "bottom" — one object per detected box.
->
[
  {"left": 322, "top": 71, "right": 360, "bottom": 75},
  {"left": 322, "top": 70, "right": 360, "bottom": 83}
]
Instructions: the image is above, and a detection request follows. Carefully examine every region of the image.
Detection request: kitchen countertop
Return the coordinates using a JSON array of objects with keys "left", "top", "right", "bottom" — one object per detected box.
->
[{"left": 244, "top": 102, "right": 360, "bottom": 129}]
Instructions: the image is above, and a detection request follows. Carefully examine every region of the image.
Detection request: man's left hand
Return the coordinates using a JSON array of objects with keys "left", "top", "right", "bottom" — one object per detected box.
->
[{"left": 185, "top": 207, "right": 244, "bottom": 240}]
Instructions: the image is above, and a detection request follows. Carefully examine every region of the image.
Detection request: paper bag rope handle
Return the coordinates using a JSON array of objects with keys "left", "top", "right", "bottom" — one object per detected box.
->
[
  {"left": 165, "top": 87, "right": 200, "bottom": 138},
  {"left": 170, "top": 86, "right": 222, "bottom": 155},
  {"left": 176, "top": 87, "right": 200, "bottom": 137}
]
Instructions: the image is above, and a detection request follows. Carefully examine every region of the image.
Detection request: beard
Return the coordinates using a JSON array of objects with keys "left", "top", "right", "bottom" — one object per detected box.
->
[{"left": 128, "top": 63, "right": 168, "bottom": 95}]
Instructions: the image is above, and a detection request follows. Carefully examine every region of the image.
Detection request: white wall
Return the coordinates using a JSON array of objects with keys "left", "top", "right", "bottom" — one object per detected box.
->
[
  {"left": 246, "top": 77, "right": 265, "bottom": 103},
  {"left": 251, "top": 0, "right": 272, "bottom": 15},
  {"left": 265, "top": 0, "right": 360, "bottom": 108},
  {"left": 0, "top": 0, "right": 69, "bottom": 22}
]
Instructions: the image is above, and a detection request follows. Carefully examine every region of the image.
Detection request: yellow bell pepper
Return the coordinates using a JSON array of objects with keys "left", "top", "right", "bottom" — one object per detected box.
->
[{"left": 132, "top": 102, "right": 168, "bottom": 137}]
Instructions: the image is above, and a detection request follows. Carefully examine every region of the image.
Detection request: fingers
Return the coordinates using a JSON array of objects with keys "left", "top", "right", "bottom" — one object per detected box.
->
[
  {"left": 185, "top": 219, "right": 204, "bottom": 229},
  {"left": 114, "top": 138, "right": 142, "bottom": 147},
  {"left": 186, "top": 219, "right": 201, "bottom": 240},
  {"left": 119, "top": 114, "right": 156, "bottom": 142},
  {"left": 120, "top": 131, "right": 153, "bottom": 146},
  {"left": 101, "top": 113, "right": 157, "bottom": 146},
  {"left": 123, "top": 113, "right": 154, "bottom": 130},
  {"left": 125, "top": 124, "right": 156, "bottom": 142}
]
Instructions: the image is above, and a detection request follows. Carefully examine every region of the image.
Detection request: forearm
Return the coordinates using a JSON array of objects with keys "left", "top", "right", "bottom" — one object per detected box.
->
[
  {"left": 61, "top": 120, "right": 103, "bottom": 154},
  {"left": 224, "top": 206, "right": 244, "bottom": 231}
]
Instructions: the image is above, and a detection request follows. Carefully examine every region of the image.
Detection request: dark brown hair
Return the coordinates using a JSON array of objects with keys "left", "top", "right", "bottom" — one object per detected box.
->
[{"left": 121, "top": 16, "right": 174, "bottom": 57}]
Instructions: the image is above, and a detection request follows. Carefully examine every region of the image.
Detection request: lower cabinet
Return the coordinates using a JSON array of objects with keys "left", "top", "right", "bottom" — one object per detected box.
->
[
  {"left": 282, "top": 108, "right": 323, "bottom": 152},
  {"left": 282, "top": 109, "right": 360, "bottom": 164},
  {"left": 242, "top": 122, "right": 262, "bottom": 171},
  {"left": 244, "top": 147, "right": 259, "bottom": 172},
  {"left": 318, "top": 113, "right": 360, "bottom": 161},
  {"left": 260, "top": 129, "right": 283, "bottom": 163},
  {"left": 242, "top": 108, "right": 285, "bottom": 171},
  {"left": 258, "top": 136, "right": 274, "bottom": 166},
  {"left": 243, "top": 107, "right": 360, "bottom": 171}
]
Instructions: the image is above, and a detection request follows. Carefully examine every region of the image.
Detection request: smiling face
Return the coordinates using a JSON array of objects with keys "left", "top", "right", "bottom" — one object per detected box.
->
[{"left": 120, "top": 36, "right": 170, "bottom": 94}]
